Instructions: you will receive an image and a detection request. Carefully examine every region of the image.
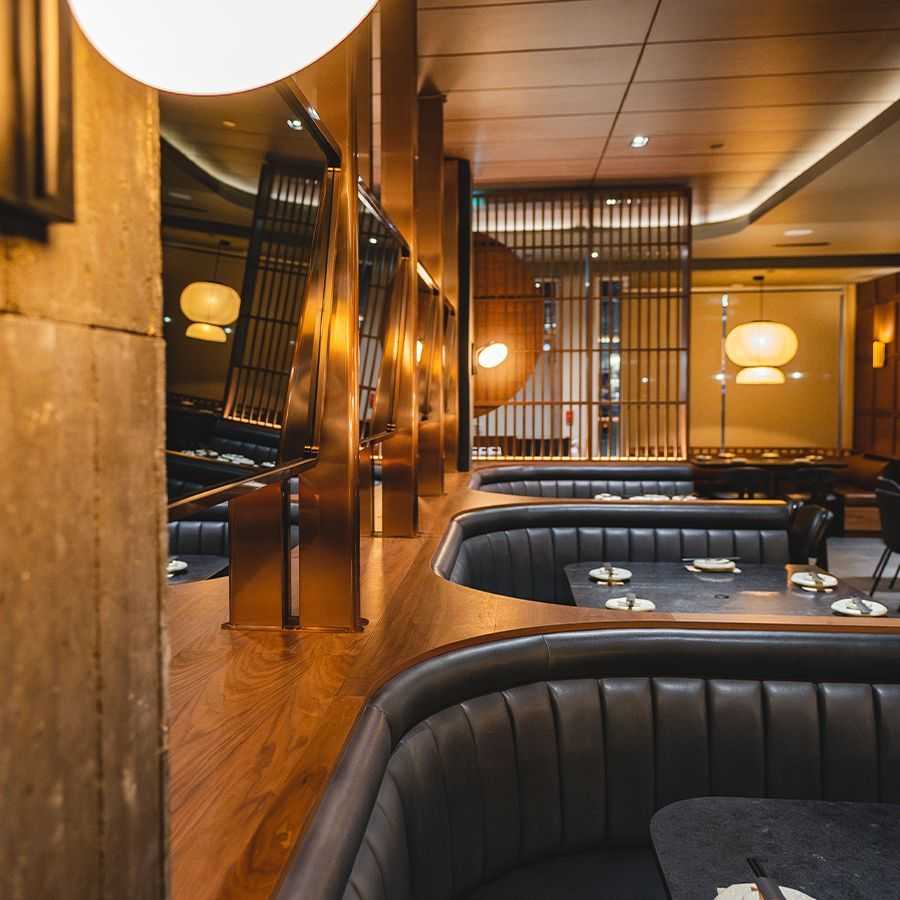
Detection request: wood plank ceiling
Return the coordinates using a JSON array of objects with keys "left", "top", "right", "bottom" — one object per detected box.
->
[{"left": 374, "top": 0, "right": 900, "bottom": 224}]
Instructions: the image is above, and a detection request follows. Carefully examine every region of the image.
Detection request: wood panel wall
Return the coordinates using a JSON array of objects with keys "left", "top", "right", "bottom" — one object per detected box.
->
[{"left": 854, "top": 271, "right": 900, "bottom": 456}]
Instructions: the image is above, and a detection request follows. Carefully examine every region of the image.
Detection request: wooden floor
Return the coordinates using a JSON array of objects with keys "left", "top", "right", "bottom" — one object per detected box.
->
[{"left": 168, "top": 473, "right": 900, "bottom": 900}]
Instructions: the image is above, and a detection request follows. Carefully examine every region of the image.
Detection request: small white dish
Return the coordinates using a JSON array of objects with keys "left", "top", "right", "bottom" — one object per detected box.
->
[
  {"left": 606, "top": 596, "right": 655, "bottom": 612},
  {"left": 686, "top": 565, "right": 742, "bottom": 575},
  {"left": 695, "top": 454, "right": 713, "bottom": 461},
  {"left": 589, "top": 566, "right": 633, "bottom": 583},
  {"left": 594, "top": 493, "right": 623, "bottom": 500},
  {"left": 630, "top": 493, "right": 670, "bottom": 501},
  {"left": 718, "top": 452, "right": 736, "bottom": 459},
  {"left": 761, "top": 451, "right": 780, "bottom": 459},
  {"left": 167, "top": 558, "right": 188, "bottom": 575},
  {"left": 715, "top": 885, "right": 813, "bottom": 900},
  {"left": 832, "top": 597, "right": 888, "bottom": 617},
  {"left": 791, "top": 571, "right": 837, "bottom": 590},
  {"left": 693, "top": 558, "right": 737, "bottom": 573}
]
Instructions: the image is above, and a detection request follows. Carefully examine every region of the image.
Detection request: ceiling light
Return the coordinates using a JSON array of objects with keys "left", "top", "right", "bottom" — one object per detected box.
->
[
  {"left": 605, "top": 198, "right": 618, "bottom": 206},
  {"left": 789, "top": 371, "right": 804, "bottom": 380},
  {"left": 368, "top": 237, "right": 378, "bottom": 244},
  {"left": 286, "top": 119, "right": 304, "bottom": 131},
  {"left": 163, "top": 315, "right": 172, "bottom": 324},
  {"left": 784, "top": 228, "right": 813, "bottom": 237},
  {"left": 66, "top": 0, "right": 379, "bottom": 95},
  {"left": 591, "top": 250, "right": 599, "bottom": 259},
  {"left": 630, "top": 135, "right": 650, "bottom": 149},
  {"left": 476, "top": 341, "right": 509, "bottom": 369},
  {"left": 736, "top": 366, "right": 785, "bottom": 385},
  {"left": 181, "top": 282, "right": 240, "bottom": 340},
  {"left": 542, "top": 342, "right": 551, "bottom": 352},
  {"left": 185, "top": 323, "right": 228, "bottom": 343}
]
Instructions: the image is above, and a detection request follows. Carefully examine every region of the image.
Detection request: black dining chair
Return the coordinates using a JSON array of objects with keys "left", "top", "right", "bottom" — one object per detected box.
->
[
  {"left": 789, "top": 503, "right": 834, "bottom": 569},
  {"left": 872, "top": 486, "right": 900, "bottom": 594}
]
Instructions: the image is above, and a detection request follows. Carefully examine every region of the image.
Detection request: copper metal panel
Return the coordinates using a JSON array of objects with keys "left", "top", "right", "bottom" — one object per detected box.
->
[
  {"left": 380, "top": 0, "right": 419, "bottom": 535},
  {"left": 227, "top": 483, "right": 288, "bottom": 628},
  {"left": 294, "top": 34, "right": 362, "bottom": 632}
]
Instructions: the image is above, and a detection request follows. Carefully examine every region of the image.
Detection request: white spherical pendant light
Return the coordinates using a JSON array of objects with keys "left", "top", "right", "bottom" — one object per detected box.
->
[
  {"left": 725, "top": 321, "right": 798, "bottom": 369},
  {"left": 180, "top": 281, "right": 241, "bottom": 326},
  {"left": 66, "top": 0, "right": 378, "bottom": 95},
  {"left": 735, "top": 366, "right": 785, "bottom": 385}
]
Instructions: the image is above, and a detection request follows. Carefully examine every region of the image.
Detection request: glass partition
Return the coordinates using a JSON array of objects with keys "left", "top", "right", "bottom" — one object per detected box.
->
[{"left": 161, "top": 82, "right": 337, "bottom": 509}]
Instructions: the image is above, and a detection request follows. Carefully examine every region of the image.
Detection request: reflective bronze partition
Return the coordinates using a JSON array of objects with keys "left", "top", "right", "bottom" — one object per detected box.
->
[
  {"left": 160, "top": 81, "right": 340, "bottom": 627},
  {"left": 471, "top": 186, "right": 691, "bottom": 461}
]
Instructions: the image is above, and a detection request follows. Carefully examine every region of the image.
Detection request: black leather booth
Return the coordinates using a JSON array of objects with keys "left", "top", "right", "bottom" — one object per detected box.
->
[
  {"left": 470, "top": 465, "right": 696, "bottom": 499},
  {"left": 278, "top": 628, "right": 900, "bottom": 900},
  {"left": 434, "top": 502, "right": 830, "bottom": 605},
  {"left": 168, "top": 501, "right": 301, "bottom": 557}
]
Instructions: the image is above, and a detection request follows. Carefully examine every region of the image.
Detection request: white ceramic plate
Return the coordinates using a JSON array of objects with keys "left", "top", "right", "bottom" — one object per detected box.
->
[
  {"left": 629, "top": 494, "right": 670, "bottom": 501},
  {"left": 791, "top": 571, "right": 838, "bottom": 589},
  {"left": 715, "top": 885, "right": 813, "bottom": 900},
  {"left": 832, "top": 597, "right": 888, "bottom": 617},
  {"left": 594, "top": 493, "right": 623, "bottom": 500},
  {"left": 167, "top": 558, "right": 188, "bottom": 574},
  {"left": 606, "top": 596, "right": 655, "bottom": 612},
  {"left": 693, "top": 558, "right": 737, "bottom": 573},
  {"left": 589, "top": 566, "right": 632, "bottom": 583}
]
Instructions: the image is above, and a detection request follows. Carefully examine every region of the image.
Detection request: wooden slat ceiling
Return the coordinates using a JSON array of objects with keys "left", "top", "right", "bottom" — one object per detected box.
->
[{"left": 375, "top": 0, "right": 900, "bottom": 224}]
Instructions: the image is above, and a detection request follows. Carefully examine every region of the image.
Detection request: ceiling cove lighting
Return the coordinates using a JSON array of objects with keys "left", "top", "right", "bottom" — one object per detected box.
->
[
  {"left": 630, "top": 135, "right": 650, "bottom": 149},
  {"left": 66, "top": 0, "right": 379, "bottom": 95},
  {"left": 725, "top": 276, "right": 798, "bottom": 384},
  {"left": 476, "top": 341, "right": 509, "bottom": 369}
]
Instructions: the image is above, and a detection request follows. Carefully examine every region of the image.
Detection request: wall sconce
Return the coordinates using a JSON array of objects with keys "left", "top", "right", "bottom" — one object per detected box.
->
[
  {"left": 476, "top": 341, "right": 509, "bottom": 369},
  {"left": 873, "top": 340, "right": 887, "bottom": 369}
]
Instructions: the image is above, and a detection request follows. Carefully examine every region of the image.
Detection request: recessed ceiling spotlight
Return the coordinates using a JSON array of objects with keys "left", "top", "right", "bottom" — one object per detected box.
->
[
  {"left": 368, "top": 237, "right": 378, "bottom": 244},
  {"left": 630, "top": 135, "right": 649, "bottom": 149},
  {"left": 286, "top": 118, "right": 304, "bottom": 130},
  {"left": 222, "top": 120, "right": 237, "bottom": 128},
  {"left": 784, "top": 228, "right": 813, "bottom": 237}
]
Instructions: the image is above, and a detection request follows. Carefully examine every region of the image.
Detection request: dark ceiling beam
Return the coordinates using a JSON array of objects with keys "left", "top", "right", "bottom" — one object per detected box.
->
[{"left": 693, "top": 254, "right": 900, "bottom": 271}]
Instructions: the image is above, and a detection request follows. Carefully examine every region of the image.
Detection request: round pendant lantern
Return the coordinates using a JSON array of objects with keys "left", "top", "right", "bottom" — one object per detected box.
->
[
  {"left": 180, "top": 281, "right": 240, "bottom": 343},
  {"left": 66, "top": 0, "right": 378, "bottom": 95},
  {"left": 725, "top": 276, "right": 798, "bottom": 382}
]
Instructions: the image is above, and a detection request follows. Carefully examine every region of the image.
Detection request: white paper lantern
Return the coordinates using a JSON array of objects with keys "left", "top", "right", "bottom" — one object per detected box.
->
[
  {"left": 67, "top": 0, "right": 378, "bottom": 95},
  {"left": 735, "top": 366, "right": 785, "bottom": 385},
  {"left": 185, "top": 322, "right": 228, "bottom": 343},
  {"left": 725, "top": 320, "right": 798, "bottom": 368},
  {"left": 180, "top": 281, "right": 240, "bottom": 326}
]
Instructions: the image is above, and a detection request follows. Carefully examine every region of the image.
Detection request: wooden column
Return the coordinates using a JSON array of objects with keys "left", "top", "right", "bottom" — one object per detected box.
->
[
  {"left": 442, "top": 158, "right": 461, "bottom": 472},
  {"left": 294, "top": 31, "right": 363, "bottom": 630},
  {"left": 380, "top": 0, "right": 419, "bottom": 535},
  {"left": 416, "top": 92, "right": 445, "bottom": 495}
]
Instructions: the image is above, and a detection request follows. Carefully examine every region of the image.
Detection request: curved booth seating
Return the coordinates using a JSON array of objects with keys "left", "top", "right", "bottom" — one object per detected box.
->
[
  {"left": 434, "top": 502, "right": 830, "bottom": 605},
  {"left": 470, "top": 465, "right": 696, "bottom": 499},
  {"left": 278, "top": 629, "right": 900, "bottom": 900},
  {"left": 168, "top": 501, "right": 301, "bottom": 557}
]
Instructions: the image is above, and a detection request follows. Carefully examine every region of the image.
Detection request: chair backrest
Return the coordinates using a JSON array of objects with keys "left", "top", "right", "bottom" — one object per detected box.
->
[
  {"left": 788, "top": 503, "right": 833, "bottom": 563},
  {"left": 435, "top": 502, "right": 801, "bottom": 605},
  {"left": 876, "top": 487, "right": 900, "bottom": 553},
  {"left": 277, "top": 629, "right": 900, "bottom": 900},
  {"left": 470, "top": 465, "right": 696, "bottom": 498}
]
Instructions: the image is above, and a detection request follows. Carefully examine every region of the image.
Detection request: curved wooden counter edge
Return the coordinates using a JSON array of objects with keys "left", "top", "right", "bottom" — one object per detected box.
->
[{"left": 167, "top": 474, "right": 900, "bottom": 900}]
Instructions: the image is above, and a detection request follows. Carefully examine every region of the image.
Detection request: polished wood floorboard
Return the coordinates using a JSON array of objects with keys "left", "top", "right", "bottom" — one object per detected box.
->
[{"left": 168, "top": 473, "right": 900, "bottom": 900}]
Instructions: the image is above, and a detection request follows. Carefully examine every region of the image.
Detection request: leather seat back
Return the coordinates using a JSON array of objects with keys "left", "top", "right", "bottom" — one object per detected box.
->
[
  {"left": 278, "top": 629, "right": 900, "bottom": 900},
  {"left": 435, "top": 502, "right": 795, "bottom": 604},
  {"left": 471, "top": 465, "right": 695, "bottom": 498}
]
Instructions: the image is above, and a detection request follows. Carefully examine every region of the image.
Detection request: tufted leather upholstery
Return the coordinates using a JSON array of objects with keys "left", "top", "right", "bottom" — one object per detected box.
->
[
  {"left": 168, "top": 520, "right": 229, "bottom": 556},
  {"left": 470, "top": 465, "right": 695, "bottom": 498},
  {"left": 278, "top": 629, "right": 900, "bottom": 900},
  {"left": 434, "top": 502, "right": 820, "bottom": 605}
]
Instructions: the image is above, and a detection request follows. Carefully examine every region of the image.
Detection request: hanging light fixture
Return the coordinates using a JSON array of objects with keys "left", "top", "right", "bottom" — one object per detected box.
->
[
  {"left": 725, "top": 275, "right": 797, "bottom": 383},
  {"left": 66, "top": 0, "right": 379, "bottom": 95},
  {"left": 476, "top": 341, "right": 509, "bottom": 369},
  {"left": 180, "top": 241, "right": 240, "bottom": 343}
]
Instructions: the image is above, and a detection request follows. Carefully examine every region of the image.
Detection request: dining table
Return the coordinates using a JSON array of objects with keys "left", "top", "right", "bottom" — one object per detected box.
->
[
  {"left": 562, "top": 561, "right": 895, "bottom": 617},
  {"left": 167, "top": 554, "right": 230, "bottom": 585},
  {"left": 651, "top": 797, "right": 900, "bottom": 899}
]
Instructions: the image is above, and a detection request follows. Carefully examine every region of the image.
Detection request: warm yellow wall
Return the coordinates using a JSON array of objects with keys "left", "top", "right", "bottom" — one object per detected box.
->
[
  {"left": 690, "top": 289, "right": 845, "bottom": 448},
  {"left": 0, "top": 28, "right": 165, "bottom": 900}
]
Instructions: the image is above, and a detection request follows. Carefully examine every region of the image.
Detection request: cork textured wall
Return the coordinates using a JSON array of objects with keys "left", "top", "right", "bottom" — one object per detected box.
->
[{"left": 0, "top": 24, "right": 166, "bottom": 900}]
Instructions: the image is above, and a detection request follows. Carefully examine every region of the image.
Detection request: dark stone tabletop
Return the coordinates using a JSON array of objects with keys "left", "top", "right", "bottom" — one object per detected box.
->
[
  {"left": 167, "top": 554, "right": 230, "bottom": 585},
  {"left": 563, "top": 561, "right": 897, "bottom": 617},
  {"left": 652, "top": 797, "right": 900, "bottom": 900}
]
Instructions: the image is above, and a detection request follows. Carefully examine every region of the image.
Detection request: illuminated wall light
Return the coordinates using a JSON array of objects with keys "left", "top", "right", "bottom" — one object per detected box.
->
[
  {"left": 66, "top": 0, "right": 380, "bottom": 95},
  {"left": 630, "top": 135, "right": 650, "bottom": 149},
  {"left": 476, "top": 341, "right": 509, "bottom": 369},
  {"left": 873, "top": 340, "right": 887, "bottom": 369}
]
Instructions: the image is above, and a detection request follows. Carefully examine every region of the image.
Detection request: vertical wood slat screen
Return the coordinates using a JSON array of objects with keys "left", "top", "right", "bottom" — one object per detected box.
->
[
  {"left": 472, "top": 186, "right": 691, "bottom": 460},
  {"left": 358, "top": 202, "right": 402, "bottom": 440},
  {"left": 224, "top": 160, "right": 323, "bottom": 428}
]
